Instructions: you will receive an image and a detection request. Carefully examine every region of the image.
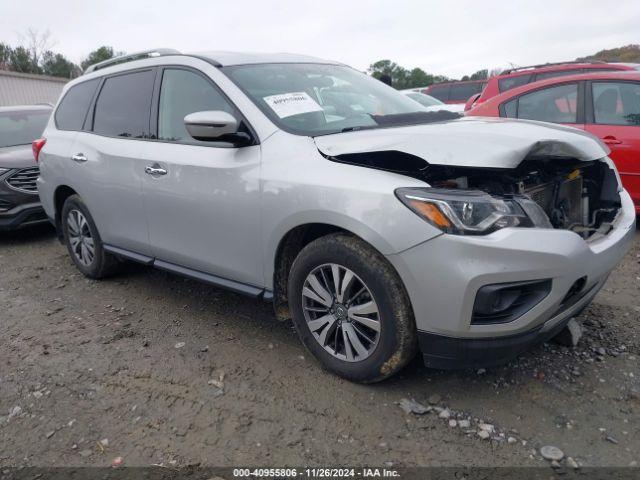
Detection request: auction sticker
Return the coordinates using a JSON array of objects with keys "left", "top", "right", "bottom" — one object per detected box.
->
[{"left": 263, "top": 92, "right": 323, "bottom": 118}]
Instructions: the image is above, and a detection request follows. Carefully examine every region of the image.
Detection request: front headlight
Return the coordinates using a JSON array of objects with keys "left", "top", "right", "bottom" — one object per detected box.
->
[{"left": 396, "top": 187, "right": 548, "bottom": 235}]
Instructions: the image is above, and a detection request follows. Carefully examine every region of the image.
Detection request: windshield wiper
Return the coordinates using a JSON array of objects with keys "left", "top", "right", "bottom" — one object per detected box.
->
[{"left": 340, "top": 125, "right": 376, "bottom": 133}]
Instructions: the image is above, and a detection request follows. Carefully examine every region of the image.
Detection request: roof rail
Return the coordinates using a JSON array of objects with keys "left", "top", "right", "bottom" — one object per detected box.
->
[
  {"left": 84, "top": 48, "right": 181, "bottom": 74},
  {"left": 500, "top": 60, "right": 606, "bottom": 75}
]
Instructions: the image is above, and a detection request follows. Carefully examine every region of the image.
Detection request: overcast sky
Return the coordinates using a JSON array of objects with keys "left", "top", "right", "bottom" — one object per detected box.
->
[{"left": 1, "top": 0, "right": 638, "bottom": 78}]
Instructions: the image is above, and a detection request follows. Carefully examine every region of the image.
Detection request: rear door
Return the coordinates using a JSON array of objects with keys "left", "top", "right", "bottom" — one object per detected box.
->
[
  {"left": 500, "top": 81, "right": 585, "bottom": 130},
  {"left": 140, "top": 66, "right": 263, "bottom": 287},
  {"left": 585, "top": 80, "right": 640, "bottom": 209},
  {"left": 70, "top": 68, "right": 156, "bottom": 254}
]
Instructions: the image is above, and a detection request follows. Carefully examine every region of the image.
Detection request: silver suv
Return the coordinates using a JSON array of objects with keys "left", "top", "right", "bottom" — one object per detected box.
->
[{"left": 37, "top": 49, "right": 636, "bottom": 382}]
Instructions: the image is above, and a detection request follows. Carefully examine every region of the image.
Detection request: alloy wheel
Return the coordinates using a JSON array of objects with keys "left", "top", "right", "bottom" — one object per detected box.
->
[
  {"left": 67, "top": 209, "right": 95, "bottom": 267},
  {"left": 301, "top": 263, "right": 381, "bottom": 362}
]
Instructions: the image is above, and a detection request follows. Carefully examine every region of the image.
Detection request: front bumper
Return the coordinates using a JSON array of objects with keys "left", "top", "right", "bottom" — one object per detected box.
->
[
  {"left": 0, "top": 202, "right": 48, "bottom": 231},
  {"left": 387, "top": 189, "right": 636, "bottom": 367}
]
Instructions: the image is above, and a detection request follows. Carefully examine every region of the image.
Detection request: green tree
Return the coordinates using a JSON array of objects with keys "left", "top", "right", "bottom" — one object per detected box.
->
[
  {"left": 469, "top": 69, "right": 488, "bottom": 81},
  {"left": 41, "top": 50, "right": 77, "bottom": 78},
  {"left": 368, "top": 59, "right": 451, "bottom": 89},
  {"left": 576, "top": 44, "right": 640, "bottom": 63},
  {"left": 0, "top": 43, "right": 12, "bottom": 70},
  {"left": 81, "top": 46, "right": 117, "bottom": 70},
  {"left": 10, "top": 46, "right": 40, "bottom": 73}
]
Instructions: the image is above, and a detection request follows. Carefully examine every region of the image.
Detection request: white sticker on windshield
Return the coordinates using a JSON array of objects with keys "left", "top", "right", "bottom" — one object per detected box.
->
[{"left": 263, "top": 92, "right": 323, "bottom": 118}]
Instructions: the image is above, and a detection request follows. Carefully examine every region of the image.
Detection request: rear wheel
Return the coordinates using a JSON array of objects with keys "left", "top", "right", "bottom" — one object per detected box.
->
[
  {"left": 61, "top": 195, "right": 119, "bottom": 279},
  {"left": 288, "top": 234, "right": 417, "bottom": 383}
]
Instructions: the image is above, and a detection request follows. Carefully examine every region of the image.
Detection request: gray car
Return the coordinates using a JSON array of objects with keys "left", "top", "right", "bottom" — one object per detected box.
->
[
  {"left": 37, "top": 50, "right": 636, "bottom": 382},
  {"left": 0, "top": 105, "right": 51, "bottom": 230}
]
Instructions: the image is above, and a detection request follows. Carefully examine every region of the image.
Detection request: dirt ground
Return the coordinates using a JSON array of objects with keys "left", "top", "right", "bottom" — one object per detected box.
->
[{"left": 0, "top": 224, "right": 638, "bottom": 469}]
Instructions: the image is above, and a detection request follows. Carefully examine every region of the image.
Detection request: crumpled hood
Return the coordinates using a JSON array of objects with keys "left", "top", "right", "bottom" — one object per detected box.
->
[
  {"left": 314, "top": 116, "right": 609, "bottom": 169},
  {"left": 0, "top": 144, "right": 36, "bottom": 169}
]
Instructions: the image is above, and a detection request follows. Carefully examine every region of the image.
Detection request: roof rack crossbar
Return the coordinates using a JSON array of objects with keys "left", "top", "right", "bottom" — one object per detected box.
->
[
  {"left": 500, "top": 60, "right": 606, "bottom": 75},
  {"left": 84, "top": 48, "right": 181, "bottom": 74}
]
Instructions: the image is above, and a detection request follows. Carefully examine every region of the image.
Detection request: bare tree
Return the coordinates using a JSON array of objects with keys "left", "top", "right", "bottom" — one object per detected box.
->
[{"left": 18, "top": 28, "right": 54, "bottom": 69}]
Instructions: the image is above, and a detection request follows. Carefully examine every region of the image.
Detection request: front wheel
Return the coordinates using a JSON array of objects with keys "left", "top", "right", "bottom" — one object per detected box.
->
[{"left": 288, "top": 234, "right": 417, "bottom": 383}]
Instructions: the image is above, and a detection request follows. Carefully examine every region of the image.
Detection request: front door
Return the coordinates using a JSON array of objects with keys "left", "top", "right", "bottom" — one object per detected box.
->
[{"left": 141, "top": 67, "right": 263, "bottom": 287}]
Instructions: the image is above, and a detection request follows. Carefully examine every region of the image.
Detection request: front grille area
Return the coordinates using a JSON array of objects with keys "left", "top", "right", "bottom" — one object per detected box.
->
[{"left": 6, "top": 167, "right": 39, "bottom": 193}]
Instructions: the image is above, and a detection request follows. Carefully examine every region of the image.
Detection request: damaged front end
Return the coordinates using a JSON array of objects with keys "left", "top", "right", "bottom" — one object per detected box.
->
[
  {"left": 327, "top": 150, "right": 622, "bottom": 240},
  {"left": 406, "top": 157, "right": 622, "bottom": 240}
]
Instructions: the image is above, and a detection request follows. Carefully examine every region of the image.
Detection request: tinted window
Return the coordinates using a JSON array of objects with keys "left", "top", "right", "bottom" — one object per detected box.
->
[
  {"left": 55, "top": 79, "right": 99, "bottom": 130},
  {"left": 534, "top": 69, "right": 580, "bottom": 81},
  {"left": 158, "top": 69, "right": 235, "bottom": 144},
  {"left": 426, "top": 85, "right": 450, "bottom": 101},
  {"left": 449, "top": 83, "right": 484, "bottom": 101},
  {"left": 93, "top": 70, "right": 155, "bottom": 138},
  {"left": 515, "top": 83, "right": 578, "bottom": 123},
  {"left": 503, "top": 99, "right": 518, "bottom": 118},
  {"left": 0, "top": 109, "right": 50, "bottom": 148},
  {"left": 499, "top": 74, "right": 531, "bottom": 92},
  {"left": 592, "top": 82, "right": 640, "bottom": 126}
]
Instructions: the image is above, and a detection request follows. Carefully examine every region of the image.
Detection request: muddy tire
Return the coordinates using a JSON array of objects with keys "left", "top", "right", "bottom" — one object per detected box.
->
[
  {"left": 288, "top": 233, "right": 417, "bottom": 383},
  {"left": 61, "top": 195, "right": 119, "bottom": 279}
]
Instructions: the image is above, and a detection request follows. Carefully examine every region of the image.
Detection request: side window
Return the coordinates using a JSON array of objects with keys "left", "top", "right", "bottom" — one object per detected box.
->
[
  {"left": 503, "top": 98, "right": 518, "bottom": 118},
  {"left": 93, "top": 70, "right": 155, "bottom": 138},
  {"left": 592, "top": 82, "right": 640, "bottom": 126},
  {"left": 55, "top": 79, "right": 99, "bottom": 130},
  {"left": 158, "top": 69, "right": 235, "bottom": 144},
  {"left": 514, "top": 83, "right": 578, "bottom": 123},
  {"left": 426, "top": 85, "right": 450, "bottom": 102},
  {"left": 498, "top": 74, "right": 531, "bottom": 92},
  {"left": 534, "top": 70, "right": 579, "bottom": 81},
  {"left": 449, "top": 83, "right": 482, "bottom": 102}
]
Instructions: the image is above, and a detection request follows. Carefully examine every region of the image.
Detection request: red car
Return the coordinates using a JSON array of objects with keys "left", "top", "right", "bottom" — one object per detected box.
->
[
  {"left": 465, "top": 62, "right": 640, "bottom": 111},
  {"left": 420, "top": 79, "right": 487, "bottom": 104},
  {"left": 467, "top": 71, "right": 640, "bottom": 214}
]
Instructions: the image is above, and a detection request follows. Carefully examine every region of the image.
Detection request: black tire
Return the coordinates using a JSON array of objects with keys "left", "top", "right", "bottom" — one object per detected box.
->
[
  {"left": 288, "top": 233, "right": 417, "bottom": 383},
  {"left": 61, "top": 195, "right": 119, "bottom": 279}
]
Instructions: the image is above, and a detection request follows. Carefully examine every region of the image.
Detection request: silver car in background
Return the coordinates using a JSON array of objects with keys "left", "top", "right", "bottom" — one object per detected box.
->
[{"left": 36, "top": 50, "right": 635, "bottom": 382}]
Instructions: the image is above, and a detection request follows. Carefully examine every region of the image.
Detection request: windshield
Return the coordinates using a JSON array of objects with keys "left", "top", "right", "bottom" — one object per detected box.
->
[
  {"left": 405, "top": 92, "right": 444, "bottom": 107},
  {"left": 0, "top": 110, "right": 50, "bottom": 148},
  {"left": 222, "top": 63, "right": 429, "bottom": 136}
]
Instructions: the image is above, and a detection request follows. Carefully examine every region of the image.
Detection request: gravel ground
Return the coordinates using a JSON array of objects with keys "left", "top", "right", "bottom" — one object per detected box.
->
[{"left": 0, "top": 224, "right": 638, "bottom": 469}]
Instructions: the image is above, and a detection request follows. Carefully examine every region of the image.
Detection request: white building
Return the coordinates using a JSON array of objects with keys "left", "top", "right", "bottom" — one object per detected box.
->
[{"left": 0, "top": 70, "right": 68, "bottom": 106}]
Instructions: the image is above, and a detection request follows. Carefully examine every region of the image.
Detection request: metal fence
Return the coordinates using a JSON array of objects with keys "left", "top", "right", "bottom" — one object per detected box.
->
[{"left": 0, "top": 70, "right": 68, "bottom": 107}]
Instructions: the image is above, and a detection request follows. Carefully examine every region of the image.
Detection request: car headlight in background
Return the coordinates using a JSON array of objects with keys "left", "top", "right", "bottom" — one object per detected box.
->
[{"left": 396, "top": 187, "right": 550, "bottom": 235}]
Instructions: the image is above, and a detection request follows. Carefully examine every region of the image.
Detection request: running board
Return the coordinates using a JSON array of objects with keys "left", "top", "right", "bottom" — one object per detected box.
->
[
  {"left": 154, "top": 260, "right": 264, "bottom": 298},
  {"left": 103, "top": 244, "right": 267, "bottom": 299}
]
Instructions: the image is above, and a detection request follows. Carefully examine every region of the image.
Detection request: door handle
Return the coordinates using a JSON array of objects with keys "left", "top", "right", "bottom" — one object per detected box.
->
[
  {"left": 145, "top": 165, "right": 167, "bottom": 176},
  {"left": 603, "top": 136, "right": 622, "bottom": 145},
  {"left": 71, "top": 153, "right": 87, "bottom": 163}
]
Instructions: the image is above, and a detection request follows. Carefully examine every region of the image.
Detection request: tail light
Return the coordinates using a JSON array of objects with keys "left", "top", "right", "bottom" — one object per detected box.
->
[{"left": 32, "top": 138, "right": 46, "bottom": 162}]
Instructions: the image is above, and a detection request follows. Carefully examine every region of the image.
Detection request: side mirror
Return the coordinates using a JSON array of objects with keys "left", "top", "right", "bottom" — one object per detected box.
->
[{"left": 184, "top": 111, "right": 239, "bottom": 141}]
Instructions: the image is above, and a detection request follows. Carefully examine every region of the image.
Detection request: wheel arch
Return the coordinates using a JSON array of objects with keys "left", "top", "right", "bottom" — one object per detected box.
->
[
  {"left": 53, "top": 185, "right": 78, "bottom": 239},
  {"left": 269, "top": 217, "right": 399, "bottom": 321}
]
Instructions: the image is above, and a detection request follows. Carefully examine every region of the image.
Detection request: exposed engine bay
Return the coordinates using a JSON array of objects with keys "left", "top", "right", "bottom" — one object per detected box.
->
[{"left": 327, "top": 150, "right": 622, "bottom": 240}]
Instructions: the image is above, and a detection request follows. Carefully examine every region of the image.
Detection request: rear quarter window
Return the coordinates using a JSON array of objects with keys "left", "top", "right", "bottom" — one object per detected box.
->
[{"left": 54, "top": 79, "right": 100, "bottom": 131}]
